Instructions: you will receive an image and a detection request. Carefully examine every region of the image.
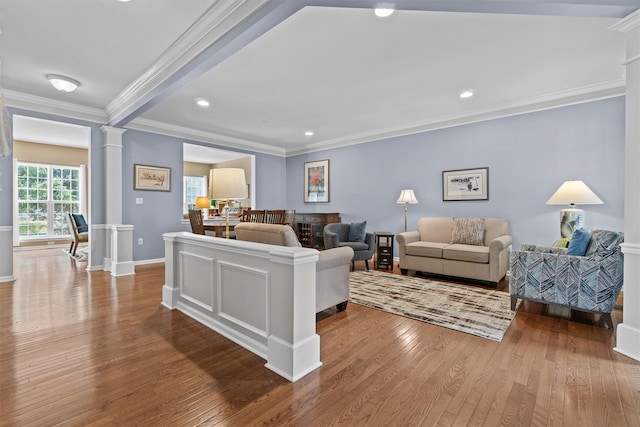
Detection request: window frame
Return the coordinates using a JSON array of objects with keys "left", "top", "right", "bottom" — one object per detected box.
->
[{"left": 183, "top": 175, "right": 208, "bottom": 215}]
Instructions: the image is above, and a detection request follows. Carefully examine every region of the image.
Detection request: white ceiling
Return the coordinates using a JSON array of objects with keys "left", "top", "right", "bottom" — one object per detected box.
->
[{"left": 1, "top": 1, "right": 636, "bottom": 159}]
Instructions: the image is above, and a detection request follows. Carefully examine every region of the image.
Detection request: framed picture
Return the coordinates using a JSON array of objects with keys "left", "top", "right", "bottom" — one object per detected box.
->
[
  {"left": 304, "top": 159, "right": 330, "bottom": 203},
  {"left": 442, "top": 167, "right": 488, "bottom": 201},
  {"left": 134, "top": 164, "right": 171, "bottom": 192}
]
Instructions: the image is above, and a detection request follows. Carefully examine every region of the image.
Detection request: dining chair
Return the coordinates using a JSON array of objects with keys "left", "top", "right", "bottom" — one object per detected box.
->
[
  {"left": 188, "top": 209, "right": 205, "bottom": 235},
  {"left": 264, "top": 210, "right": 285, "bottom": 224}
]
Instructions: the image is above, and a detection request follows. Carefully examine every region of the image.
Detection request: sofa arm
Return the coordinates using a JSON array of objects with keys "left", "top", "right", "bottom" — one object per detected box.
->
[
  {"left": 489, "top": 234, "right": 513, "bottom": 255},
  {"left": 396, "top": 231, "right": 419, "bottom": 248},
  {"left": 323, "top": 230, "right": 339, "bottom": 249},
  {"left": 317, "top": 247, "right": 354, "bottom": 271}
]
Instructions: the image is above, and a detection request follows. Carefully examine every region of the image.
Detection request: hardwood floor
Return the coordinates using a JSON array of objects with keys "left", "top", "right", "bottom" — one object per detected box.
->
[{"left": 2, "top": 249, "right": 639, "bottom": 426}]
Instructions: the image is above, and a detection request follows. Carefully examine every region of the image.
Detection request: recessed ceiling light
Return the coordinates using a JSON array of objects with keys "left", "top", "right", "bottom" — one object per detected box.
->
[
  {"left": 374, "top": 3, "right": 395, "bottom": 17},
  {"left": 117, "top": 0, "right": 132, "bottom": 3},
  {"left": 304, "top": 131, "right": 314, "bottom": 137},
  {"left": 196, "top": 98, "right": 210, "bottom": 108},
  {"left": 46, "top": 74, "right": 80, "bottom": 92},
  {"left": 459, "top": 90, "right": 475, "bottom": 99}
]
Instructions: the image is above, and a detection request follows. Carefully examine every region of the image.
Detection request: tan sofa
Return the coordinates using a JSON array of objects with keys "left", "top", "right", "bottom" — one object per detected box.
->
[
  {"left": 234, "top": 222, "right": 354, "bottom": 313},
  {"left": 396, "top": 217, "right": 512, "bottom": 283}
]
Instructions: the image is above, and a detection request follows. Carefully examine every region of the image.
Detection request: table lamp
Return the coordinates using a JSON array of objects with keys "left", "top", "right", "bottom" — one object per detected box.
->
[
  {"left": 195, "top": 196, "right": 210, "bottom": 220},
  {"left": 210, "top": 168, "right": 248, "bottom": 238},
  {"left": 546, "top": 180, "right": 603, "bottom": 238},
  {"left": 397, "top": 189, "right": 418, "bottom": 232}
]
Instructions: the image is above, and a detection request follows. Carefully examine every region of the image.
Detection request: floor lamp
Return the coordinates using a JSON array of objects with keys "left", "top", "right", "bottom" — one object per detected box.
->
[
  {"left": 210, "top": 168, "right": 248, "bottom": 238},
  {"left": 546, "top": 180, "right": 603, "bottom": 238},
  {"left": 397, "top": 189, "right": 418, "bottom": 232}
]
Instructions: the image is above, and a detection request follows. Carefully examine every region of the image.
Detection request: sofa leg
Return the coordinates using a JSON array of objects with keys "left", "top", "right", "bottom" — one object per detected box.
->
[
  {"left": 602, "top": 313, "right": 613, "bottom": 329},
  {"left": 364, "top": 260, "right": 369, "bottom": 270},
  {"left": 400, "top": 268, "right": 407, "bottom": 275},
  {"left": 351, "top": 260, "right": 355, "bottom": 272},
  {"left": 336, "top": 301, "right": 348, "bottom": 312},
  {"left": 510, "top": 295, "right": 518, "bottom": 311}
]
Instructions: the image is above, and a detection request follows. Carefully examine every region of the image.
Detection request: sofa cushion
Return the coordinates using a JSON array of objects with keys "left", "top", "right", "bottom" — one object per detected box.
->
[
  {"left": 348, "top": 221, "right": 367, "bottom": 242},
  {"left": 443, "top": 244, "right": 490, "bottom": 263},
  {"left": 567, "top": 228, "right": 591, "bottom": 256},
  {"left": 450, "top": 217, "right": 485, "bottom": 246},
  {"left": 417, "top": 217, "right": 454, "bottom": 244},
  {"left": 405, "top": 241, "right": 448, "bottom": 258}
]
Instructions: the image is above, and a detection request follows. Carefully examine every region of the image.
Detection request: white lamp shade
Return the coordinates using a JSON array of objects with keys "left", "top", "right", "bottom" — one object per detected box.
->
[
  {"left": 210, "top": 168, "right": 247, "bottom": 200},
  {"left": 397, "top": 189, "right": 418, "bottom": 204},
  {"left": 546, "top": 180, "right": 603, "bottom": 206}
]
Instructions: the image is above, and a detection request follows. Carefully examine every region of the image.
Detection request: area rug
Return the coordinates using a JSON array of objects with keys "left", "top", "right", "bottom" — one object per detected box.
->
[{"left": 348, "top": 270, "right": 520, "bottom": 342}]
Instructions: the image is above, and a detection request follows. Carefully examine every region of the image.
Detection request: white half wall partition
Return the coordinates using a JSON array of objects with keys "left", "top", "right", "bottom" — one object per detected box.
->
[{"left": 162, "top": 232, "right": 322, "bottom": 382}]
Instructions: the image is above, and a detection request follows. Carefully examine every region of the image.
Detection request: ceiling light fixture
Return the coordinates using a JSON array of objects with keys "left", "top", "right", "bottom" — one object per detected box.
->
[
  {"left": 459, "top": 90, "right": 475, "bottom": 99},
  {"left": 374, "top": 3, "right": 395, "bottom": 17},
  {"left": 46, "top": 74, "right": 80, "bottom": 92},
  {"left": 304, "top": 131, "right": 314, "bottom": 136},
  {"left": 196, "top": 98, "right": 210, "bottom": 107}
]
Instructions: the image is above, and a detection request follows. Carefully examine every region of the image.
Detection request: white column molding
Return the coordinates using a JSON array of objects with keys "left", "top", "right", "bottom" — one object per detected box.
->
[
  {"left": 101, "top": 126, "right": 126, "bottom": 225},
  {"left": 110, "top": 224, "right": 135, "bottom": 277},
  {"left": 612, "top": 9, "right": 640, "bottom": 363},
  {"left": 0, "top": 226, "right": 16, "bottom": 283}
]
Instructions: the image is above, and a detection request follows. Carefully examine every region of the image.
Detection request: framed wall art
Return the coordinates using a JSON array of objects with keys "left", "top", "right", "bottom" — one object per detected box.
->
[
  {"left": 134, "top": 164, "right": 171, "bottom": 192},
  {"left": 304, "top": 159, "right": 330, "bottom": 203},
  {"left": 442, "top": 167, "right": 488, "bottom": 201}
]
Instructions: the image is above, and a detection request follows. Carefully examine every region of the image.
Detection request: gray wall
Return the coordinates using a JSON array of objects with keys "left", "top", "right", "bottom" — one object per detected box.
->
[{"left": 286, "top": 97, "right": 625, "bottom": 252}]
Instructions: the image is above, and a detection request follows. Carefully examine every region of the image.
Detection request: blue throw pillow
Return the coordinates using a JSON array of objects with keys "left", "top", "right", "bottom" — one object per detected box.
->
[
  {"left": 72, "top": 213, "right": 89, "bottom": 233},
  {"left": 567, "top": 228, "right": 590, "bottom": 256},
  {"left": 348, "top": 221, "right": 367, "bottom": 242}
]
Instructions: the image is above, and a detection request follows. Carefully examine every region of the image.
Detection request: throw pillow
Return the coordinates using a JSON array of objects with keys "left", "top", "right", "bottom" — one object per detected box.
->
[
  {"left": 450, "top": 217, "right": 485, "bottom": 246},
  {"left": 348, "top": 221, "right": 367, "bottom": 242},
  {"left": 72, "top": 213, "right": 89, "bottom": 233},
  {"left": 567, "top": 228, "right": 591, "bottom": 256}
]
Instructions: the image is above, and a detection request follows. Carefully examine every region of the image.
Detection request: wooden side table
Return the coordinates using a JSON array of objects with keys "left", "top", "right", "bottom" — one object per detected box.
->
[{"left": 374, "top": 232, "right": 394, "bottom": 270}]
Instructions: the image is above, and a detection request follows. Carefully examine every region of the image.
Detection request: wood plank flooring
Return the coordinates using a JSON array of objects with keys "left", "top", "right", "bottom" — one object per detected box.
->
[{"left": 1, "top": 249, "right": 639, "bottom": 426}]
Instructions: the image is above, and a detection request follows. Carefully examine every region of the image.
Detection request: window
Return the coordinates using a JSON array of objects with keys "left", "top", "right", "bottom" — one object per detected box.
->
[
  {"left": 183, "top": 175, "right": 208, "bottom": 214},
  {"left": 17, "top": 162, "right": 84, "bottom": 239}
]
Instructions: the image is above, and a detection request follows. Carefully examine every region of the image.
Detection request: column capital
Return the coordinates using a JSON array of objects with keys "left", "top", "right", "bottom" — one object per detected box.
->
[{"left": 100, "top": 125, "right": 127, "bottom": 136}]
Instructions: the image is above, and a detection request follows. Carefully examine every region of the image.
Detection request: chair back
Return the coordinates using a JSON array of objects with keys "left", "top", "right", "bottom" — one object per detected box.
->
[
  {"left": 188, "top": 210, "right": 205, "bottom": 235},
  {"left": 241, "top": 209, "right": 265, "bottom": 223},
  {"left": 283, "top": 209, "right": 296, "bottom": 226},
  {"left": 264, "top": 210, "right": 285, "bottom": 224}
]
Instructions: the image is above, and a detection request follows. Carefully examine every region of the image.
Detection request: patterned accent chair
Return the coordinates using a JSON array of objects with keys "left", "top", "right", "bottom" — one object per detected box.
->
[{"left": 509, "top": 229, "right": 624, "bottom": 328}]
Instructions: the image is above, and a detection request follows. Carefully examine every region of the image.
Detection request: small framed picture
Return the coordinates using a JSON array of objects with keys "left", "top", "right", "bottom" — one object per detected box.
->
[
  {"left": 442, "top": 167, "right": 488, "bottom": 201},
  {"left": 304, "top": 159, "right": 330, "bottom": 203},
  {"left": 134, "top": 164, "right": 171, "bottom": 192}
]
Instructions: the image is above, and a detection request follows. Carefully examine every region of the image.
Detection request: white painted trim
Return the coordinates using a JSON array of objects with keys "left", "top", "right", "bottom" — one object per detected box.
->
[
  {"left": 3, "top": 89, "right": 107, "bottom": 123},
  {"left": 105, "top": 0, "right": 271, "bottom": 125},
  {"left": 609, "top": 8, "right": 640, "bottom": 33},
  {"left": 614, "top": 323, "right": 640, "bottom": 362},
  {"left": 134, "top": 258, "right": 165, "bottom": 266},
  {"left": 620, "top": 242, "right": 640, "bottom": 255},
  {"left": 0, "top": 275, "right": 16, "bottom": 283},
  {"left": 125, "top": 117, "right": 286, "bottom": 157}
]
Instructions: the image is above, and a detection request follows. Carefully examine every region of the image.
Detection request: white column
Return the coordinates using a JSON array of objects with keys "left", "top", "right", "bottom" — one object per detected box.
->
[
  {"left": 611, "top": 9, "right": 640, "bottom": 362},
  {"left": 101, "top": 126, "right": 134, "bottom": 276}
]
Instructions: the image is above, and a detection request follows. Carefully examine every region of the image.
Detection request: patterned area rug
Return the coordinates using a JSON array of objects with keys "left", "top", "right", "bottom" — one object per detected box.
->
[{"left": 349, "top": 270, "right": 520, "bottom": 342}]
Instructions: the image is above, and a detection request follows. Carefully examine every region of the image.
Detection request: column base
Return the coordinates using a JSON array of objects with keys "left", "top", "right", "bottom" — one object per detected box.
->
[{"left": 615, "top": 323, "right": 640, "bottom": 362}]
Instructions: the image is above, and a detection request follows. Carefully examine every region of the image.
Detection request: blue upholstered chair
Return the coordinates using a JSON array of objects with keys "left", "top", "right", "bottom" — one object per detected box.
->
[
  {"left": 324, "top": 222, "right": 375, "bottom": 271},
  {"left": 509, "top": 229, "right": 624, "bottom": 328}
]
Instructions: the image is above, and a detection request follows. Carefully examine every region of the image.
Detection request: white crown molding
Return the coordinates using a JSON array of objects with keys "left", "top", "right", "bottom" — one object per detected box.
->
[
  {"left": 609, "top": 7, "right": 640, "bottom": 33},
  {"left": 125, "top": 117, "right": 286, "bottom": 157},
  {"left": 105, "top": 0, "right": 273, "bottom": 126},
  {"left": 3, "top": 90, "right": 107, "bottom": 124},
  {"left": 287, "top": 78, "right": 626, "bottom": 156}
]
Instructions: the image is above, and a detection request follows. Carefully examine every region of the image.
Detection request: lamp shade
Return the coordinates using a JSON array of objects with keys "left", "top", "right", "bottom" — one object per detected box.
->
[
  {"left": 546, "top": 180, "right": 603, "bottom": 206},
  {"left": 195, "top": 196, "right": 210, "bottom": 209},
  {"left": 397, "top": 189, "right": 418, "bottom": 204},
  {"left": 210, "top": 168, "right": 247, "bottom": 200}
]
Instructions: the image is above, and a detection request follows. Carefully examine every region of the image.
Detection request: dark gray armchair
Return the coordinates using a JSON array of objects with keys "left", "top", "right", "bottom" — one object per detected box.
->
[{"left": 324, "top": 222, "right": 375, "bottom": 271}]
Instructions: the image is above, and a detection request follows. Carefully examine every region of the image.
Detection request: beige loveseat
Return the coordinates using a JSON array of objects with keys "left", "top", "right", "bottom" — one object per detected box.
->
[
  {"left": 234, "top": 222, "right": 354, "bottom": 313},
  {"left": 396, "top": 217, "right": 512, "bottom": 283}
]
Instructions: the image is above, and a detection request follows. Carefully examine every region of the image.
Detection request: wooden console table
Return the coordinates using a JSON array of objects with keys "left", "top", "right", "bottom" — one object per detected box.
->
[{"left": 292, "top": 213, "right": 340, "bottom": 249}]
